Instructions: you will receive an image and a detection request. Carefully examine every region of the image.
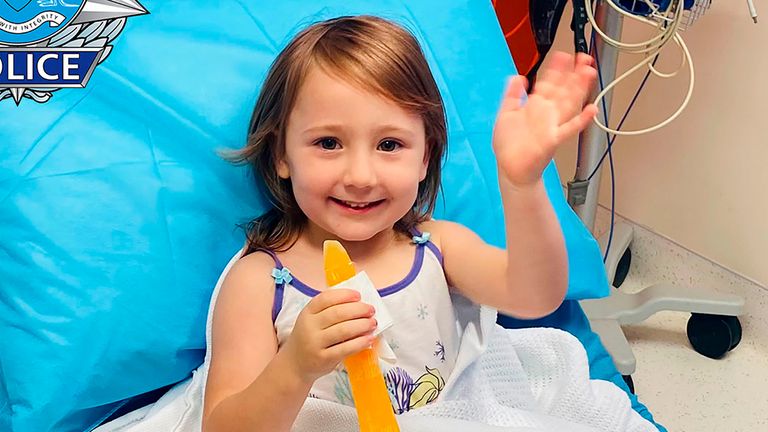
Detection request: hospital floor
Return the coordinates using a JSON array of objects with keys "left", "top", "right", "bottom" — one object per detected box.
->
[{"left": 591, "top": 208, "right": 768, "bottom": 431}]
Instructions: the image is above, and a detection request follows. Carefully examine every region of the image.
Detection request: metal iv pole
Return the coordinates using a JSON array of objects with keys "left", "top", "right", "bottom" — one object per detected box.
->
[{"left": 566, "top": 0, "right": 744, "bottom": 378}]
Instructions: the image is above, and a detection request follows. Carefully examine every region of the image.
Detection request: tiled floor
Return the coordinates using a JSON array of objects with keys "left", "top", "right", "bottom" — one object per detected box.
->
[{"left": 591, "top": 207, "right": 768, "bottom": 431}]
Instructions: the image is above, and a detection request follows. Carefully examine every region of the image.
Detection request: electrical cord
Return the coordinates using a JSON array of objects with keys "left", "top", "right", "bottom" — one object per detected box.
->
[
  {"left": 569, "top": 0, "right": 694, "bottom": 261},
  {"left": 590, "top": 31, "right": 618, "bottom": 263},
  {"left": 587, "top": 54, "right": 659, "bottom": 182},
  {"left": 584, "top": 0, "right": 695, "bottom": 136},
  {"left": 594, "top": 50, "right": 657, "bottom": 263},
  {"left": 586, "top": 9, "right": 660, "bottom": 263}
]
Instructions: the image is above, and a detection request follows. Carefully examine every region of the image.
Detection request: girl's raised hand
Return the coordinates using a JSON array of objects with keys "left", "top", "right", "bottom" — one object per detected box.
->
[
  {"left": 280, "top": 289, "right": 377, "bottom": 384},
  {"left": 492, "top": 52, "right": 598, "bottom": 189}
]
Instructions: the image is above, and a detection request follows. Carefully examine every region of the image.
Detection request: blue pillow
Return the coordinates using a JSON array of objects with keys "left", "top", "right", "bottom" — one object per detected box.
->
[{"left": 0, "top": 1, "right": 608, "bottom": 431}]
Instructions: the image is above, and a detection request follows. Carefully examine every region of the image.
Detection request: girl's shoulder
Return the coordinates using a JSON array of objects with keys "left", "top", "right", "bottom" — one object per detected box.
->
[
  {"left": 235, "top": 249, "right": 280, "bottom": 273},
  {"left": 417, "top": 219, "right": 470, "bottom": 246},
  {"left": 417, "top": 219, "right": 451, "bottom": 249},
  {"left": 216, "top": 250, "right": 279, "bottom": 311},
  {"left": 417, "top": 219, "right": 486, "bottom": 260}
]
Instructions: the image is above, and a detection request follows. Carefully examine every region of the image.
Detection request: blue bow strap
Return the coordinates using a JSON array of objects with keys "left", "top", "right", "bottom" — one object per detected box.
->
[
  {"left": 271, "top": 267, "right": 293, "bottom": 285},
  {"left": 412, "top": 232, "right": 431, "bottom": 245}
]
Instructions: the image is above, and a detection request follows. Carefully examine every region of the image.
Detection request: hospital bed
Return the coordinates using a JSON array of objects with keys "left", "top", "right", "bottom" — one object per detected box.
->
[{"left": 0, "top": 1, "right": 666, "bottom": 431}]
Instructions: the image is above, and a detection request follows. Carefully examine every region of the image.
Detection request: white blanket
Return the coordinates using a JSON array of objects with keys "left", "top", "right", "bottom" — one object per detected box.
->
[{"left": 95, "top": 251, "right": 657, "bottom": 432}]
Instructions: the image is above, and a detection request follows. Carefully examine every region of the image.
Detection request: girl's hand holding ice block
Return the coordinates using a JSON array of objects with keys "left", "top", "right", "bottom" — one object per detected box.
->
[{"left": 324, "top": 240, "right": 400, "bottom": 432}]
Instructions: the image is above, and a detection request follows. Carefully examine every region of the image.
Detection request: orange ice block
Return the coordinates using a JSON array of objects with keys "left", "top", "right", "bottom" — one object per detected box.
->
[{"left": 323, "top": 240, "right": 400, "bottom": 432}]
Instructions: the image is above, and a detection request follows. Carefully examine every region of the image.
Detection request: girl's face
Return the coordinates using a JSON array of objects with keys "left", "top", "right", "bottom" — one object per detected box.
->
[{"left": 280, "top": 67, "right": 428, "bottom": 243}]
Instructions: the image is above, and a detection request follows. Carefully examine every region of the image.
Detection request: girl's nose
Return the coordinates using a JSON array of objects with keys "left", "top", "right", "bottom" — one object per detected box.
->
[{"left": 343, "top": 151, "right": 378, "bottom": 189}]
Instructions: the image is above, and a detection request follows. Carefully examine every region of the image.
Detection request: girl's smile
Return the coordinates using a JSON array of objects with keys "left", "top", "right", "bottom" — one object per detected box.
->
[{"left": 330, "top": 197, "right": 386, "bottom": 213}]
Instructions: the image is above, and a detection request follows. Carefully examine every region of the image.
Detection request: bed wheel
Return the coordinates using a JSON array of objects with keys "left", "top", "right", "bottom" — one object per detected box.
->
[
  {"left": 686, "top": 313, "right": 742, "bottom": 359},
  {"left": 612, "top": 247, "right": 632, "bottom": 288}
]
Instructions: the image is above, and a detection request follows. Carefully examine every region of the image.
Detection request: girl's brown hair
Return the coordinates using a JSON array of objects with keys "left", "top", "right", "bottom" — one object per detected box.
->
[{"left": 228, "top": 15, "right": 447, "bottom": 254}]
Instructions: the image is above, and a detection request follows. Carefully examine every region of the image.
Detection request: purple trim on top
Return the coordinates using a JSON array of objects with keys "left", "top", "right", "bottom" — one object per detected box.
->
[
  {"left": 288, "top": 277, "right": 322, "bottom": 297},
  {"left": 287, "top": 242, "right": 426, "bottom": 298},
  {"left": 259, "top": 227, "right": 442, "bottom": 307},
  {"left": 255, "top": 249, "right": 286, "bottom": 322},
  {"left": 379, "top": 245, "right": 424, "bottom": 296},
  {"left": 272, "top": 284, "right": 285, "bottom": 322},
  {"left": 410, "top": 227, "right": 444, "bottom": 269},
  {"left": 425, "top": 241, "right": 444, "bottom": 267},
  {"left": 256, "top": 248, "right": 283, "bottom": 268}
]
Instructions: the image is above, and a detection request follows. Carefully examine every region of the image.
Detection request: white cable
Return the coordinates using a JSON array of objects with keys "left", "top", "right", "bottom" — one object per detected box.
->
[
  {"left": 747, "top": 0, "right": 758, "bottom": 23},
  {"left": 584, "top": 0, "right": 681, "bottom": 52},
  {"left": 584, "top": 0, "right": 695, "bottom": 136},
  {"left": 592, "top": 33, "right": 694, "bottom": 135},
  {"left": 647, "top": 46, "right": 685, "bottom": 79}
]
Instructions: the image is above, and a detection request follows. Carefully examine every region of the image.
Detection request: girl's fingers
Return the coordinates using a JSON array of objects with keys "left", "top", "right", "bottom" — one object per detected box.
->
[
  {"left": 574, "top": 53, "right": 597, "bottom": 93},
  {"left": 575, "top": 63, "right": 598, "bottom": 96},
  {"left": 533, "top": 52, "right": 596, "bottom": 123},
  {"left": 321, "top": 317, "right": 377, "bottom": 348},
  {"left": 575, "top": 52, "right": 595, "bottom": 68},
  {"left": 536, "top": 51, "right": 570, "bottom": 91},
  {"left": 542, "top": 51, "right": 572, "bottom": 77},
  {"left": 556, "top": 104, "right": 598, "bottom": 142},
  {"left": 305, "top": 289, "right": 361, "bottom": 314},
  {"left": 531, "top": 79, "right": 556, "bottom": 101},
  {"left": 316, "top": 301, "right": 375, "bottom": 330},
  {"left": 500, "top": 75, "right": 527, "bottom": 112},
  {"left": 559, "top": 64, "right": 595, "bottom": 121},
  {"left": 324, "top": 334, "right": 376, "bottom": 362}
]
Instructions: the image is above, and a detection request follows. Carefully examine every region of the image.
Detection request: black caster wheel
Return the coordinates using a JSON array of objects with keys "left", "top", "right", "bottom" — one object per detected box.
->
[
  {"left": 612, "top": 247, "right": 632, "bottom": 288},
  {"left": 622, "top": 374, "right": 635, "bottom": 394},
  {"left": 686, "top": 313, "right": 742, "bottom": 359}
]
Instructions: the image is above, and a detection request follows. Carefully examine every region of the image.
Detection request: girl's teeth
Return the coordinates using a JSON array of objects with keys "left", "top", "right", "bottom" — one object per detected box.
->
[{"left": 344, "top": 201, "right": 369, "bottom": 208}]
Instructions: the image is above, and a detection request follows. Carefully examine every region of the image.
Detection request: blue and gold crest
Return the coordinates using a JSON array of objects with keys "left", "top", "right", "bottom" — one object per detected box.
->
[{"left": 0, "top": 0, "right": 147, "bottom": 104}]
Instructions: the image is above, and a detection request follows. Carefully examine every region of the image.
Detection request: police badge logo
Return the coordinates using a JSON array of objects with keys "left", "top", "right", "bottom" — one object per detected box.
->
[{"left": 0, "top": 0, "right": 147, "bottom": 105}]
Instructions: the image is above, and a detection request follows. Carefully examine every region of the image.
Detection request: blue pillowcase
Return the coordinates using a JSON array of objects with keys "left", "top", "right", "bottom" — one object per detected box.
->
[{"left": 0, "top": 1, "right": 608, "bottom": 431}]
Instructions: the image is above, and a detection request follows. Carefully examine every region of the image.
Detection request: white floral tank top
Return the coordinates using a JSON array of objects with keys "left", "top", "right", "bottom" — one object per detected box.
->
[{"left": 261, "top": 230, "right": 459, "bottom": 414}]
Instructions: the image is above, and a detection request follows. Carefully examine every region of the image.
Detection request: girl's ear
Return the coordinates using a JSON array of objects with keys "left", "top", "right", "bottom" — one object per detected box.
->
[
  {"left": 274, "top": 131, "right": 290, "bottom": 179},
  {"left": 277, "top": 158, "right": 290, "bottom": 179},
  {"left": 419, "top": 148, "right": 429, "bottom": 181}
]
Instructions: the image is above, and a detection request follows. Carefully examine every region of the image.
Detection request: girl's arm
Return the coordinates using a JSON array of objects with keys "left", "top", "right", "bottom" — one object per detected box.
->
[
  {"left": 202, "top": 253, "right": 310, "bottom": 432},
  {"left": 203, "top": 253, "right": 376, "bottom": 432},
  {"left": 432, "top": 52, "right": 597, "bottom": 319},
  {"left": 430, "top": 177, "right": 567, "bottom": 319}
]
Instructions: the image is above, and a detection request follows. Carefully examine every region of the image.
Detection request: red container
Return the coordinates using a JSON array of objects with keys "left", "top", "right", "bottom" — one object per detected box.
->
[{"left": 492, "top": 0, "right": 539, "bottom": 76}]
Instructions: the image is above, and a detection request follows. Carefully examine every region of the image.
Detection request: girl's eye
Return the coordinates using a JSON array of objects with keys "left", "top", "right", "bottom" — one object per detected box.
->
[
  {"left": 316, "top": 137, "right": 339, "bottom": 150},
  {"left": 378, "top": 139, "right": 402, "bottom": 152}
]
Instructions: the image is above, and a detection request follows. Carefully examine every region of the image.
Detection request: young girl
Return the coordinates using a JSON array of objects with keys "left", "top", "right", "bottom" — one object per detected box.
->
[{"left": 203, "top": 15, "right": 597, "bottom": 432}]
